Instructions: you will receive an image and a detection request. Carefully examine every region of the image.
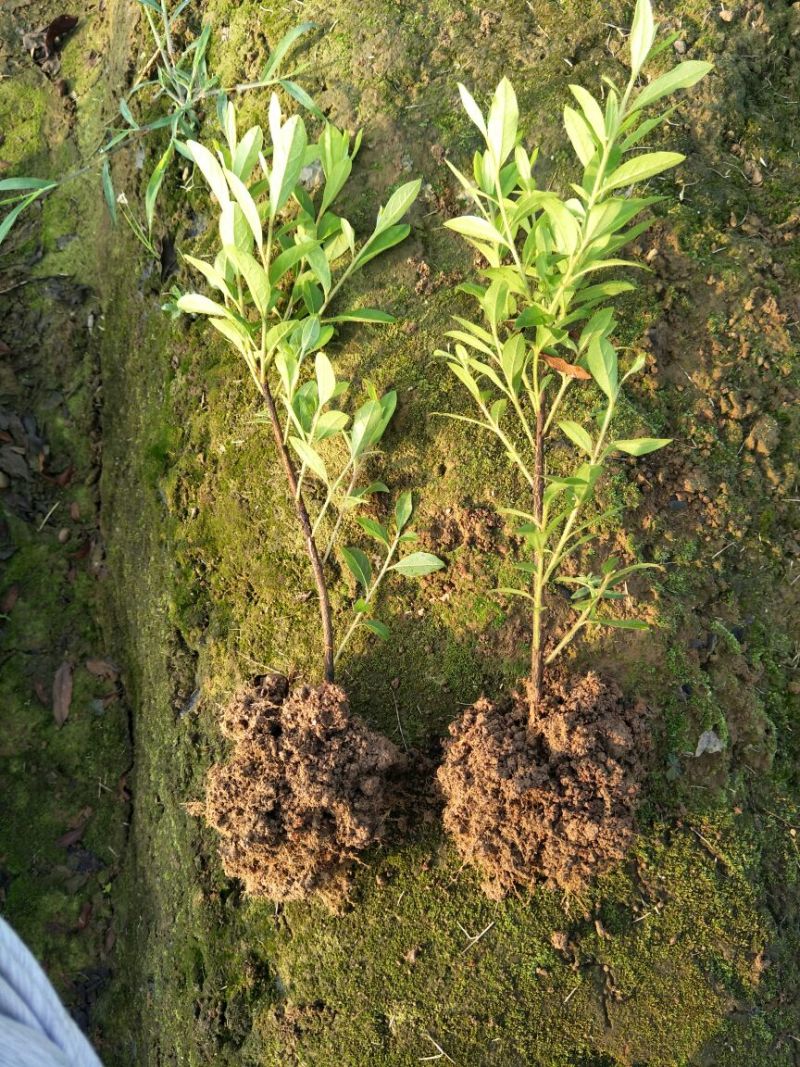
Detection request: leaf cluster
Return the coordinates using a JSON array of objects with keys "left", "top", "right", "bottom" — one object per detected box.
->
[
  {"left": 439, "top": 0, "right": 710, "bottom": 655},
  {"left": 178, "top": 96, "right": 443, "bottom": 654}
]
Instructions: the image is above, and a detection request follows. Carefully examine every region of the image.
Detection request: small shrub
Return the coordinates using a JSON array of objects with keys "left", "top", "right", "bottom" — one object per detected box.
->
[{"left": 436, "top": 0, "right": 710, "bottom": 895}]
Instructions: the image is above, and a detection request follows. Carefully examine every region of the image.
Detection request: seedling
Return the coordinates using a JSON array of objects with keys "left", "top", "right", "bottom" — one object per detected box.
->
[
  {"left": 0, "top": 8, "right": 316, "bottom": 251},
  {"left": 176, "top": 96, "right": 443, "bottom": 680},
  {"left": 438, "top": 0, "right": 710, "bottom": 719}
]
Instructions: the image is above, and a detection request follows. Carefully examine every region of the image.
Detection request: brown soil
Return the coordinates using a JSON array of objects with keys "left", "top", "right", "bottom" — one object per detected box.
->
[
  {"left": 196, "top": 676, "right": 403, "bottom": 902},
  {"left": 437, "top": 673, "right": 650, "bottom": 899}
]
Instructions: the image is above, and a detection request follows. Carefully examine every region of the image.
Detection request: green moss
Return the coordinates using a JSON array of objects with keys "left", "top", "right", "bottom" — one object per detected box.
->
[{"left": 2, "top": 0, "right": 799, "bottom": 1062}]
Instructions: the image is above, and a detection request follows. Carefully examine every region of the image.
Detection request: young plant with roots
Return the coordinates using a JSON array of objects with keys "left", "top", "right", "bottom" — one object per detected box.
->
[
  {"left": 178, "top": 95, "right": 442, "bottom": 901},
  {"left": 436, "top": 0, "right": 711, "bottom": 898}
]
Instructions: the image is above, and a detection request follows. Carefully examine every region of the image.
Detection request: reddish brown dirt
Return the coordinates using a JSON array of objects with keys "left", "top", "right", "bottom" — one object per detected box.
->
[
  {"left": 196, "top": 676, "right": 403, "bottom": 902},
  {"left": 437, "top": 673, "right": 650, "bottom": 899}
]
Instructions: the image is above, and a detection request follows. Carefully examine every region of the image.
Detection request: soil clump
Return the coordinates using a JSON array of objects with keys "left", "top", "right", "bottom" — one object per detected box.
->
[
  {"left": 437, "top": 673, "right": 649, "bottom": 899},
  {"left": 197, "top": 676, "right": 403, "bottom": 902}
]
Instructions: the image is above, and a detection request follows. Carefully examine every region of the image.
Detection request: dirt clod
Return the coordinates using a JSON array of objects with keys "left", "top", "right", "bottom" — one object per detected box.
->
[
  {"left": 437, "top": 674, "right": 649, "bottom": 899},
  {"left": 198, "top": 677, "right": 403, "bottom": 902}
]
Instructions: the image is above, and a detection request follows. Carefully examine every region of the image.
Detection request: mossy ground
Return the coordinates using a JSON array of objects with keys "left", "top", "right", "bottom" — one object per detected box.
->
[{"left": 2, "top": 0, "right": 799, "bottom": 1063}]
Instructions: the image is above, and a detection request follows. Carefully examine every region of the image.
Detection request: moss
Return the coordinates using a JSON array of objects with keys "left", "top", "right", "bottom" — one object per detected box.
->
[{"left": 2, "top": 0, "right": 799, "bottom": 1062}]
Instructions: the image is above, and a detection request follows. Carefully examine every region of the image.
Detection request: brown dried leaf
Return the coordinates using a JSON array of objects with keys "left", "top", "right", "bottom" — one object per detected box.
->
[
  {"left": 85, "top": 658, "right": 118, "bottom": 679},
  {"left": 542, "top": 354, "right": 591, "bottom": 380},
  {"left": 76, "top": 900, "right": 93, "bottom": 930},
  {"left": 1, "top": 584, "right": 19, "bottom": 614},
  {"left": 44, "top": 15, "right": 78, "bottom": 56},
  {"left": 52, "top": 661, "right": 73, "bottom": 726},
  {"left": 56, "top": 825, "right": 85, "bottom": 848}
]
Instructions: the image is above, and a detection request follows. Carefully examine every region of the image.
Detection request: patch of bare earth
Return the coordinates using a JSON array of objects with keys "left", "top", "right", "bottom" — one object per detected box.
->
[
  {"left": 193, "top": 676, "right": 403, "bottom": 903},
  {"left": 437, "top": 673, "right": 650, "bottom": 899}
]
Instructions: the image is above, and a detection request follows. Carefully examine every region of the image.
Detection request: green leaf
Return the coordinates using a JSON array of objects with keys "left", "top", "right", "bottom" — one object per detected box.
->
[
  {"left": 101, "top": 158, "right": 116, "bottom": 224},
  {"left": 0, "top": 190, "right": 46, "bottom": 248},
  {"left": 390, "top": 552, "right": 444, "bottom": 577},
  {"left": 569, "top": 85, "right": 605, "bottom": 143},
  {"left": 261, "top": 21, "right": 316, "bottom": 80},
  {"left": 279, "top": 79, "right": 323, "bottom": 120},
  {"left": 353, "top": 223, "right": 411, "bottom": 268},
  {"left": 232, "top": 126, "right": 263, "bottom": 181},
  {"left": 632, "top": 61, "right": 713, "bottom": 113},
  {"left": 376, "top": 179, "right": 421, "bottom": 231},
  {"left": 224, "top": 246, "right": 270, "bottom": 315},
  {"left": 269, "top": 239, "right": 320, "bottom": 285},
  {"left": 356, "top": 517, "right": 391, "bottom": 546},
  {"left": 0, "top": 176, "right": 57, "bottom": 192},
  {"left": 447, "top": 359, "right": 482, "bottom": 402},
  {"left": 558, "top": 420, "right": 593, "bottom": 455},
  {"left": 209, "top": 317, "right": 251, "bottom": 357},
  {"left": 457, "top": 83, "right": 487, "bottom": 135},
  {"left": 542, "top": 199, "right": 580, "bottom": 254},
  {"left": 182, "top": 254, "right": 232, "bottom": 299},
  {"left": 325, "top": 309, "right": 394, "bottom": 324},
  {"left": 611, "top": 437, "right": 671, "bottom": 455},
  {"left": 186, "top": 139, "right": 230, "bottom": 207},
  {"left": 604, "top": 151, "right": 684, "bottom": 192},
  {"left": 629, "top": 0, "right": 656, "bottom": 74},
  {"left": 590, "top": 617, "right": 650, "bottom": 630},
  {"left": 289, "top": 436, "right": 328, "bottom": 483},
  {"left": 313, "top": 410, "right": 349, "bottom": 440},
  {"left": 315, "top": 351, "right": 336, "bottom": 406},
  {"left": 146, "top": 142, "right": 174, "bottom": 232},
  {"left": 443, "top": 214, "right": 508, "bottom": 246},
  {"left": 487, "top": 77, "right": 518, "bottom": 167},
  {"left": 224, "top": 167, "right": 263, "bottom": 250},
  {"left": 342, "top": 546, "right": 372, "bottom": 590},
  {"left": 362, "top": 618, "right": 390, "bottom": 640},
  {"left": 586, "top": 336, "right": 618, "bottom": 399},
  {"left": 496, "top": 586, "right": 535, "bottom": 603},
  {"left": 395, "top": 490, "right": 413, "bottom": 531},
  {"left": 269, "top": 102, "right": 308, "bottom": 218},
  {"left": 177, "top": 292, "right": 231, "bottom": 318},
  {"left": 563, "top": 106, "right": 596, "bottom": 167}
]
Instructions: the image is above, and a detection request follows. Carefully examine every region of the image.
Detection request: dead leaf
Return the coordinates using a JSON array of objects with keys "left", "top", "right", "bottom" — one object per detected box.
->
[
  {"left": 542, "top": 354, "right": 591, "bottom": 380},
  {"left": 76, "top": 901, "right": 93, "bottom": 930},
  {"left": 85, "top": 658, "right": 118, "bottom": 679},
  {"left": 695, "top": 729, "right": 725, "bottom": 757},
  {"left": 56, "top": 825, "right": 85, "bottom": 848},
  {"left": 52, "top": 661, "right": 73, "bottom": 726},
  {"left": 44, "top": 15, "right": 78, "bottom": 55},
  {"left": 69, "top": 538, "right": 91, "bottom": 560},
  {"left": 33, "top": 679, "right": 49, "bottom": 705},
  {"left": 1, "top": 584, "right": 19, "bottom": 613},
  {"left": 42, "top": 464, "right": 75, "bottom": 487}
]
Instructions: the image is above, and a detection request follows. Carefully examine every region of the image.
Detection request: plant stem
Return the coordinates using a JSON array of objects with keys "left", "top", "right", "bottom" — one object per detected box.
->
[
  {"left": 530, "top": 397, "right": 546, "bottom": 720},
  {"left": 258, "top": 377, "right": 335, "bottom": 683}
]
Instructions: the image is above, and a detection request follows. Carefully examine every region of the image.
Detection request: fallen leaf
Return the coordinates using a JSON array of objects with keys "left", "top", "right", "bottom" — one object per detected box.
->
[
  {"left": 76, "top": 900, "right": 93, "bottom": 930},
  {"left": 1, "top": 584, "right": 19, "bottom": 613},
  {"left": 69, "top": 538, "right": 91, "bottom": 560},
  {"left": 56, "top": 824, "right": 85, "bottom": 848},
  {"left": 85, "top": 658, "right": 118, "bottom": 679},
  {"left": 69, "top": 501, "right": 80, "bottom": 521},
  {"left": 542, "top": 354, "right": 591, "bottom": 380},
  {"left": 33, "top": 679, "right": 49, "bottom": 705},
  {"left": 52, "top": 661, "right": 73, "bottom": 726},
  {"left": 695, "top": 729, "right": 725, "bottom": 757},
  {"left": 44, "top": 15, "right": 78, "bottom": 56},
  {"left": 42, "top": 464, "right": 75, "bottom": 487}
]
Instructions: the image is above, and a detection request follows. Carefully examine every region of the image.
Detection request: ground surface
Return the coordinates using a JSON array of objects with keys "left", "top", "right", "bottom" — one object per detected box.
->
[{"left": 0, "top": 0, "right": 798, "bottom": 1064}]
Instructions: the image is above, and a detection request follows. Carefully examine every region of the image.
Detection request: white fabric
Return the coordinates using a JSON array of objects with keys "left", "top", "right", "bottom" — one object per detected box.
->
[{"left": 0, "top": 916, "right": 103, "bottom": 1067}]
